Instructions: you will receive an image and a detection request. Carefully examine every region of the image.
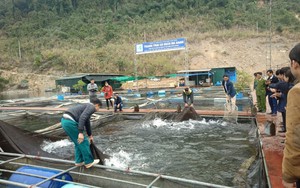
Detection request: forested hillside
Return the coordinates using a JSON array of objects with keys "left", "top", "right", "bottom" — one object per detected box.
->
[{"left": 0, "top": 0, "right": 300, "bottom": 77}]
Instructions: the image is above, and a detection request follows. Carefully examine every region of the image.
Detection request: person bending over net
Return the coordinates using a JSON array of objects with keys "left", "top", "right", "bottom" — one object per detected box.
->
[
  {"left": 61, "top": 98, "right": 102, "bottom": 168},
  {"left": 183, "top": 87, "right": 194, "bottom": 107}
]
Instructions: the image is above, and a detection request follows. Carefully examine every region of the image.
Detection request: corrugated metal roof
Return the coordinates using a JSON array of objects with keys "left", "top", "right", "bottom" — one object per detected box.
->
[
  {"left": 177, "top": 69, "right": 211, "bottom": 73},
  {"left": 56, "top": 73, "right": 124, "bottom": 81}
]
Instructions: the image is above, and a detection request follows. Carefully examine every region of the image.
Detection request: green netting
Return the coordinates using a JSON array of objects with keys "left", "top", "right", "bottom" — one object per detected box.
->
[
  {"left": 110, "top": 76, "right": 148, "bottom": 82},
  {"left": 110, "top": 76, "right": 136, "bottom": 82},
  {"left": 165, "top": 74, "right": 178, "bottom": 78},
  {"left": 110, "top": 74, "right": 177, "bottom": 82}
]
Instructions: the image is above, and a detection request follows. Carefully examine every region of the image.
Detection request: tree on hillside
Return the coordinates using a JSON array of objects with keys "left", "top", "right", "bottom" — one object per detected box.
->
[{"left": 0, "top": 77, "right": 9, "bottom": 91}]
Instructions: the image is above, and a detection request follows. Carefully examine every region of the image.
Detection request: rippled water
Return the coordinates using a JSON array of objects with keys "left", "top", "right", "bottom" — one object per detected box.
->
[{"left": 44, "top": 118, "right": 257, "bottom": 186}]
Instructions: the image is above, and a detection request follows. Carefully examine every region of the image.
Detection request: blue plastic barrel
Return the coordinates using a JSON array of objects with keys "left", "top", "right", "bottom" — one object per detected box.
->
[
  {"left": 236, "top": 92, "right": 243, "bottom": 99},
  {"left": 57, "top": 95, "right": 64, "bottom": 101},
  {"left": 158, "top": 90, "right": 166, "bottom": 97},
  {"left": 215, "top": 81, "right": 222, "bottom": 86},
  {"left": 8, "top": 166, "right": 73, "bottom": 188},
  {"left": 146, "top": 91, "right": 154, "bottom": 97},
  {"left": 62, "top": 183, "right": 87, "bottom": 188}
]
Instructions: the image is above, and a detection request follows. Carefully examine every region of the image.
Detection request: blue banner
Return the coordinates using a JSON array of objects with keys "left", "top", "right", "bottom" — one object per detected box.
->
[{"left": 135, "top": 38, "right": 186, "bottom": 55}]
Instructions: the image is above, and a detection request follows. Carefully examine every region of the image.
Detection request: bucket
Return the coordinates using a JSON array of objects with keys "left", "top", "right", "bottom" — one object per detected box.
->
[
  {"left": 57, "top": 95, "right": 64, "bottom": 101},
  {"left": 8, "top": 166, "right": 73, "bottom": 188}
]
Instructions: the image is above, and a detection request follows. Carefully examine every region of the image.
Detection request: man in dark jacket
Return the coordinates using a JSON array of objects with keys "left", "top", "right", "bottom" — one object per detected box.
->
[
  {"left": 222, "top": 75, "right": 237, "bottom": 111},
  {"left": 113, "top": 93, "right": 123, "bottom": 112},
  {"left": 265, "top": 69, "right": 279, "bottom": 115},
  {"left": 61, "top": 98, "right": 102, "bottom": 168}
]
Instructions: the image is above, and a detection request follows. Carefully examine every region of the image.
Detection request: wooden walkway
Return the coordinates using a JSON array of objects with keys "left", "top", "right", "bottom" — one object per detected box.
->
[
  {"left": 0, "top": 106, "right": 253, "bottom": 116},
  {"left": 256, "top": 113, "right": 285, "bottom": 188}
]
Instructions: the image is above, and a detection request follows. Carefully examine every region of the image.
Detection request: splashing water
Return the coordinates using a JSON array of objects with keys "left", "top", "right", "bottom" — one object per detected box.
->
[
  {"left": 41, "top": 117, "right": 257, "bottom": 186},
  {"left": 41, "top": 139, "right": 72, "bottom": 153}
]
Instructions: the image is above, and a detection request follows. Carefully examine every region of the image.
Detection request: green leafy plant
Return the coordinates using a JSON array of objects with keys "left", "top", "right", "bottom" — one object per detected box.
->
[
  {"left": 0, "top": 77, "right": 9, "bottom": 91},
  {"left": 72, "top": 80, "right": 86, "bottom": 92},
  {"left": 235, "top": 70, "right": 252, "bottom": 93}
]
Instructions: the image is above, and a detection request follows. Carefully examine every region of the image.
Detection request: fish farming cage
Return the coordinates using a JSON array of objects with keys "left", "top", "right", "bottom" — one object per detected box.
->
[
  {"left": 0, "top": 110, "right": 268, "bottom": 188},
  {"left": 0, "top": 152, "right": 233, "bottom": 188}
]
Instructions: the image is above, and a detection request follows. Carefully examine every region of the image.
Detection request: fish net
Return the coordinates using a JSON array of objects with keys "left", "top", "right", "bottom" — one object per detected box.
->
[
  {"left": 223, "top": 102, "right": 238, "bottom": 123},
  {"left": 0, "top": 120, "right": 60, "bottom": 158}
]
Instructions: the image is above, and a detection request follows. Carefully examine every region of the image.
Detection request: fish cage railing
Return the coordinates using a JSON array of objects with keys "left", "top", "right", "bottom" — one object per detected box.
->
[{"left": 0, "top": 152, "right": 232, "bottom": 188}]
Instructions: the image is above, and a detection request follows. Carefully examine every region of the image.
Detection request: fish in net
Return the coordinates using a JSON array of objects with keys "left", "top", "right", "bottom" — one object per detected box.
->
[{"left": 223, "top": 102, "right": 238, "bottom": 123}]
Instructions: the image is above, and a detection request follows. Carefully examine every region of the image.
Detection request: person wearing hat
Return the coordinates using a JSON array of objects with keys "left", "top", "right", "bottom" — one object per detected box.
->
[
  {"left": 255, "top": 72, "right": 266, "bottom": 113},
  {"left": 182, "top": 87, "right": 194, "bottom": 107}
]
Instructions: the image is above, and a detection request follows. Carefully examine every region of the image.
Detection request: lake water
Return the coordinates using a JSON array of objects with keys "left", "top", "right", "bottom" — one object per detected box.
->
[{"left": 0, "top": 90, "right": 57, "bottom": 100}]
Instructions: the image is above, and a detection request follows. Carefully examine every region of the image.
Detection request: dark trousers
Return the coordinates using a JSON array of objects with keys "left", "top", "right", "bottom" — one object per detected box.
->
[
  {"left": 297, "top": 180, "right": 300, "bottom": 188},
  {"left": 282, "top": 111, "right": 286, "bottom": 131},
  {"left": 105, "top": 98, "right": 113, "bottom": 108},
  {"left": 268, "top": 94, "right": 277, "bottom": 114},
  {"left": 114, "top": 104, "right": 123, "bottom": 112},
  {"left": 89, "top": 95, "right": 97, "bottom": 103}
]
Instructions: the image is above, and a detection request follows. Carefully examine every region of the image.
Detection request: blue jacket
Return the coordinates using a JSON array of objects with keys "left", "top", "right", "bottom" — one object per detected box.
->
[
  {"left": 273, "top": 81, "right": 294, "bottom": 112},
  {"left": 114, "top": 96, "right": 123, "bottom": 105},
  {"left": 222, "top": 80, "right": 236, "bottom": 97}
]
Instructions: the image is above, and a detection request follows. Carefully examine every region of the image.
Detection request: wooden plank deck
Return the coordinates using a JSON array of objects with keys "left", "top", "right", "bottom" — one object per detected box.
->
[
  {"left": 0, "top": 106, "right": 252, "bottom": 116},
  {"left": 256, "top": 113, "right": 285, "bottom": 188}
]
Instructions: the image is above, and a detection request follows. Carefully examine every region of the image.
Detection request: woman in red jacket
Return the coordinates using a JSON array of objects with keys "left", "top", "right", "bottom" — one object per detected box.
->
[{"left": 102, "top": 81, "right": 113, "bottom": 110}]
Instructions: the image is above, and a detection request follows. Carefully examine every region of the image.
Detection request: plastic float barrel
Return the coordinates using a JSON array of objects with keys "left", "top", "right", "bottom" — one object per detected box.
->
[
  {"left": 62, "top": 183, "right": 87, "bottom": 188},
  {"left": 133, "top": 93, "right": 141, "bottom": 98},
  {"left": 57, "top": 95, "right": 64, "bottom": 101},
  {"left": 158, "top": 90, "right": 166, "bottom": 97},
  {"left": 236, "top": 92, "right": 243, "bottom": 99},
  {"left": 146, "top": 91, "right": 154, "bottom": 97},
  {"left": 215, "top": 81, "right": 221, "bottom": 86},
  {"left": 8, "top": 166, "right": 73, "bottom": 188}
]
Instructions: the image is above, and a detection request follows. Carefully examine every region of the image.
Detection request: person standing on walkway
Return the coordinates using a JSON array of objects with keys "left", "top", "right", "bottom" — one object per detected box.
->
[
  {"left": 61, "top": 98, "right": 102, "bottom": 168},
  {"left": 253, "top": 72, "right": 258, "bottom": 91},
  {"left": 271, "top": 67, "right": 295, "bottom": 133},
  {"left": 282, "top": 43, "right": 300, "bottom": 188},
  {"left": 87, "top": 79, "right": 98, "bottom": 102},
  {"left": 102, "top": 81, "right": 113, "bottom": 110},
  {"left": 265, "top": 69, "right": 279, "bottom": 115},
  {"left": 182, "top": 87, "right": 194, "bottom": 107},
  {"left": 222, "top": 75, "right": 236, "bottom": 111},
  {"left": 255, "top": 72, "right": 266, "bottom": 113}
]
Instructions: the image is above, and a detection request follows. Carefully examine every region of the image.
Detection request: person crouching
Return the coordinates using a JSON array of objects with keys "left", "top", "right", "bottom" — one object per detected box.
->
[
  {"left": 114, "top": 93, "right": 123, "bottom": 112},
  {"left": 183, "top": 87, "right": 194, "bottom": 107}
]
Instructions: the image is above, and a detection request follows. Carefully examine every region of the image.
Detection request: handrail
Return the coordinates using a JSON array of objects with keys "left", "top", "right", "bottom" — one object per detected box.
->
[
  {"left": 0, "top": 155, "right": 25, "bottom": 165},
  {"left": 0, "top": 161, "right": 159, "bottom": 188},
  {"left": 0, "top": 152, "right": 232, "bottom": 188},
  {"left": 34, "top": 166, "right": 77, "bottom": 186}
]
